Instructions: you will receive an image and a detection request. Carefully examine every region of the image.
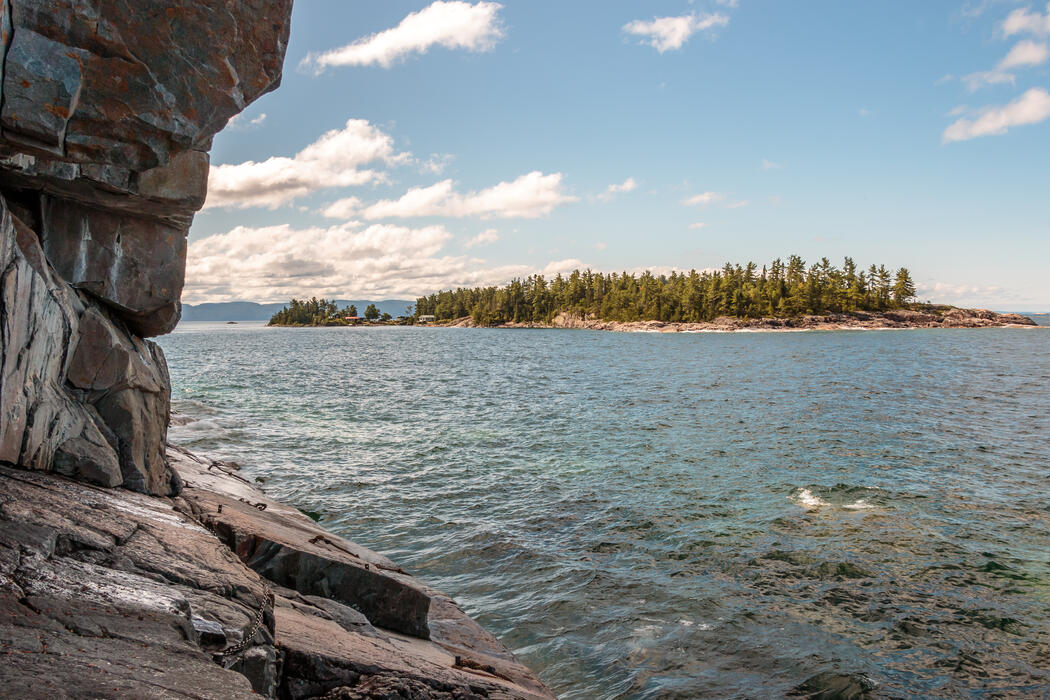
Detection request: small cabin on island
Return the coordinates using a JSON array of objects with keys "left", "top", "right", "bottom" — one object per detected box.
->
[
  {"left": 418, "top": 315, "right": 436, "bottom": 323},
  {"left": 344, "top": 316, "right": 363, "bottom": 323}
]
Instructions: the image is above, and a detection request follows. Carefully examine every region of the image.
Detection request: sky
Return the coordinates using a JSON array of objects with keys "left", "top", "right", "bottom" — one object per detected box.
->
[{"left": 187, "top": 0, "right": 1050, "bottom": 310}]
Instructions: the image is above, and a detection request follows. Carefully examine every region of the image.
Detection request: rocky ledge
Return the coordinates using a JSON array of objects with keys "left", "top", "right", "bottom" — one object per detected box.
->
[
  {"left": 0, "top": 444, "right": 555, "bottom": 699},
  {"left": 448, "top": 308, "right": 1038, "bottom": 332}
]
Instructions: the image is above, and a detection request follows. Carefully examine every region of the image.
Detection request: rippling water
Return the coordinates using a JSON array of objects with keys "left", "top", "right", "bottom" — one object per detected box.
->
[{"left": 158, "top": 323, "right": 1050, "bottom": 698}]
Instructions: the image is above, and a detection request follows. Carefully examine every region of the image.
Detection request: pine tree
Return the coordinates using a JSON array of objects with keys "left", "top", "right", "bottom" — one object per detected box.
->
[{"left": 893, "top": 268, "right": 916, "bottom": 306}]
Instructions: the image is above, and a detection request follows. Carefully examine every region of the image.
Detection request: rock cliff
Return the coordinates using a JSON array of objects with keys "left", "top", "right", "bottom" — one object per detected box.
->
[
  {"left": 0, "top": 0, "right": 291, "bottom": 495},
  {"left": 0, "top": 2, "right": 555, "bottom": 698}
]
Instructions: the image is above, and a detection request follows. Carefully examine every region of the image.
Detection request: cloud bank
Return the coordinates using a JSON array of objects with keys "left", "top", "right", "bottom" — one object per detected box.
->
[
  {"left": 185, "top": 222, "right": 586, "bottom": 303},
  {"left": 206, "top": 120, "right": 407, "bottom": 209}
]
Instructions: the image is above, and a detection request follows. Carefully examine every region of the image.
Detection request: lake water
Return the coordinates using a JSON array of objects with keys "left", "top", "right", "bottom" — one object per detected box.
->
[{"left": 158, "top": 323, "right": 1050, "bottom": 698}]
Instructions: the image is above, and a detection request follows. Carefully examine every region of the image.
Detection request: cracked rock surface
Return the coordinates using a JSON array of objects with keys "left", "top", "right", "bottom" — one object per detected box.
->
[{"left": 0, "top": 463, "right": 270, "bottom": 698}]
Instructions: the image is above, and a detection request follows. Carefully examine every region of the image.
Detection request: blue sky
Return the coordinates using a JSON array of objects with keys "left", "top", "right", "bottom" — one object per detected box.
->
[{"left": 187, "top": 1, "right": 1050, "bottom": 309}]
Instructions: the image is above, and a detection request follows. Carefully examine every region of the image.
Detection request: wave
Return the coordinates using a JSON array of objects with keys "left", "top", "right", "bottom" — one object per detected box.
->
[{"left": 790, "top": 486, "right": 881, "bottom": 511}]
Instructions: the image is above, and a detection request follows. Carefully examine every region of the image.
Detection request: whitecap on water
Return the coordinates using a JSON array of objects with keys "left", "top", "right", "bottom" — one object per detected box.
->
[
  {"left": 792, "top": 487, "right": 831, "bottom": 509},
  {"left": 843, "top": 499, "right": 876, "bottom": 510},
  {"left": 677, "top": 619, "right": 715, "bottom": 630},
  {"left": 791, "top": 487, "right": 878, "bottom": 511}
]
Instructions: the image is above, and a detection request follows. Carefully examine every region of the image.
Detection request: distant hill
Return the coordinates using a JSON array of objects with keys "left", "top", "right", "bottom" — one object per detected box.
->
[{"left": 181, "top": 300, "right": 415, "bottom": 322}]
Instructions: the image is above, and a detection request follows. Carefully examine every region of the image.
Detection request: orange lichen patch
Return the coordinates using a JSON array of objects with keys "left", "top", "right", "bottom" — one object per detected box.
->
[
  {"left": 44, "top": 103, "right": 71, "bottom": 120},
  {"left": 64, "top": 51, "right": 86, "bottom": 70},
  {"left": 20, "top": 79, "right": 30, "bottom": 88}
]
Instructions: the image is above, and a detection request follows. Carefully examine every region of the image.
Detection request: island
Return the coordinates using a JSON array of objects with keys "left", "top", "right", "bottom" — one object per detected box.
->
[
  {"left": 412, "top": 259, "right": 1037, "bottom": 331},
  {"left": 267, "top": 299, "right": 399, "bottom": 326}
]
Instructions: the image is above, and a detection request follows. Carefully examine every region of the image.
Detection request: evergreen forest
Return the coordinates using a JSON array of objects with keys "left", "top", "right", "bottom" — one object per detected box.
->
[{"left": 414, "top": 257, "right": 918, "bottom": 325}]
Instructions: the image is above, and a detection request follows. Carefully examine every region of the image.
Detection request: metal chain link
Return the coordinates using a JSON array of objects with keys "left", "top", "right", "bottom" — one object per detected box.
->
[{"left": 219, "top": 591, "right": 270, "bottom": 659}]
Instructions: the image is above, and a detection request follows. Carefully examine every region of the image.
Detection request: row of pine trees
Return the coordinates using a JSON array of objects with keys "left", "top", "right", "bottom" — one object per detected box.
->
[{"left": 414, "top": 257, "right": 919, "bottom": 325}]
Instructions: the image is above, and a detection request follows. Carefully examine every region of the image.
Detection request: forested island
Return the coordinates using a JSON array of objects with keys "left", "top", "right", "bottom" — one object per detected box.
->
[
  {"left": 267, "top": 298, "right": 395, "bottom": 325},
  {"left": 416, "top": 257, "right": 920, "bottom": 324},
  {"left": 414, "top": 258, "right": 1037, "bottom": 331},
  {"left": 267, "top": 257, "right": 1036, "bottom": 331}
]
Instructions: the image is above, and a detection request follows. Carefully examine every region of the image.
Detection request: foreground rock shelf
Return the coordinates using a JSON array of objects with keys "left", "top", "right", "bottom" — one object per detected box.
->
[{"left": 0, "top": 446, "right": 556, "bottom": 699}]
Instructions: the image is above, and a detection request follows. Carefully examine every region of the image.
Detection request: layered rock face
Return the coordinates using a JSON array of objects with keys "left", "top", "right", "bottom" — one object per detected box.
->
[{"left": 0, "top": 0, "right": 292, "bottom": 495}]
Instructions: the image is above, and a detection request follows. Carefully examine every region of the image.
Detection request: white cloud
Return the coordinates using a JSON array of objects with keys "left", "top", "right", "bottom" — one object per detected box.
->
[
  {"left": 623, "top": 13, "right": 729, "bottom": 53},
  {"left": 682, "top": 191, "right": 725, "bottom": 206},
  {"left": 999, "top": 39, "right": 1050, "bottom": 68},
  {"left": 325, "top": 171, "right": 578, "bottom": 220},
  {"left": 187, "top": 222, "right": 450, "bottom": 301},
  {"left": 303, "top": 1, "right": 504, "bottom": 71},
  {"left": 594, "top": 242, "right": 608, "bottom": 250},
  {"left": 726, "top": 200, "right": 750, "bottom": 208},
  {"left": 598, "top": 177, "right": 638, "bottom": 201},
  {"left": 943, "top": 87, "right": 1050, "bottom": 141},
  {"left": 761, "top": 159, "right": 782, "bottom": 170},
  {"left": 859, "top": 107, "right": 872, "bottom": 117},
  {"left": 321, "top": 196, "right": 364, "bottom": 220},
  {"left": 916, "top": 281, "right": 1008, "bottom": 306},
  {"left": 961, "top": 69, "right": 1016, "bottom": 92},
  {"left": 961, "top": 40, "right": 1049, "bottom": 92},
  {"left": 419, "top": 153, "right": 454, "bottom": 175},
  {"left": 688, "top": 222, "right": 706, "bottom": 230},
  {"left": 227, "top": 112, "right": 267, "bottom": 130},
  {"left": 1002, "top": 3, "right": 1050, "bottom": 37},
  {"left": 465, "top": 228, "right": 500, "bottom": 247},
  {"left": 205, "top": 120, "right": 407, "bottom": 210}
]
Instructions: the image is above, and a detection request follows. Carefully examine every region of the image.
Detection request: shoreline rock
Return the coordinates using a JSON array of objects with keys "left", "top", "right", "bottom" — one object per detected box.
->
[
  {"left": 0, "top": 445, "right": 556, "bottom": 699},
  {"left": 443, "top": 308, "right": 1039, "bottom": 332}
]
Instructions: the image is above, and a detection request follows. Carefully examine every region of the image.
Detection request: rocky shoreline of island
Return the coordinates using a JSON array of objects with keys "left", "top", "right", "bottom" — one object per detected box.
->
[{"left": 439, "top": 307, "right": 1039, "bottom": 332}]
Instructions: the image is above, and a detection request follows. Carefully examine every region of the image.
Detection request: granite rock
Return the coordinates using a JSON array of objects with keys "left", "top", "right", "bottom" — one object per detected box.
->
[
  {"left": 170, "top": 446, "right": 556, "bottom": 700},
  {"left": 0, "top": 0, "right": 293, "bottom": 491},
  {"left": 3, "top": 0, "right": 292, "bottom": 170},
  {"left": 0, "top": 464, "right": 272, "bottom": 698},
  {"left": 40, "top": 196, "right": 187, "bottom": 336},
  {"left": 0, "top": 197, "right": 178, "bottom": 495}
]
